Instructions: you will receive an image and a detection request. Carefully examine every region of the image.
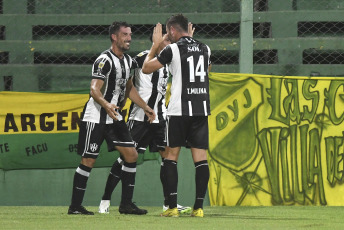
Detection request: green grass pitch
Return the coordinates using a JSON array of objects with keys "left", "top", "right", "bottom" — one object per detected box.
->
[{"left": 1, "top": 206, "right": 343, "bottom": 229}]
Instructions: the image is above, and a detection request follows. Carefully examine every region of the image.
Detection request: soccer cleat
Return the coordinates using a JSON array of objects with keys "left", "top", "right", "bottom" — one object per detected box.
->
[
  {"left": 190, "top": 208, "right": 204, "bottom": 217},
  {"left": 161, "top": 207, "right": 179, "bottom": 217},
  {"left": 68, "top": 205, "right": 94, "bottom": 215},
  {"left": 163, "top": 204, "right": 192, "bottom": 214},
  {"left": 163, "top": 205, "right": 168, "bottom": 212},
  {"left": 98, "top": 200, "right": 110, "bottom": 214},
  {"left": 119, "top": 202, "right": 147, "bottom": 215},
  {"left": 177, "top": 204, "right": 192, "bottom": 214}
]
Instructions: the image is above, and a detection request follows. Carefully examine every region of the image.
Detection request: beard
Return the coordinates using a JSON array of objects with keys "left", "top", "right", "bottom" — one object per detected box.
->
[
  {"left": 118, "top": 41, "right": 130, "bottom": 52},
  {"left": 120, "top": 46, "right": 130, "bottom": 52}
]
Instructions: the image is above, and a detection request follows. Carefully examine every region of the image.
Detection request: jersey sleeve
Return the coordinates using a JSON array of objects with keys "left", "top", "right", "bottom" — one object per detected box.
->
[
  {"left": 132, "top": 51, "right": 148, "bottom": 69},
  {"left": 92, "top": 55, "right": 111, "bottom": 80},
  {"left": 157, "top": 45, "right": 173, "bottom": 65}
]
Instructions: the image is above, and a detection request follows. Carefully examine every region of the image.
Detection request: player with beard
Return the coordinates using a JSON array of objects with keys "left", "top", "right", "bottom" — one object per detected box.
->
[{"left": 68, "top": 21, "right": 155, "bottom": 215}]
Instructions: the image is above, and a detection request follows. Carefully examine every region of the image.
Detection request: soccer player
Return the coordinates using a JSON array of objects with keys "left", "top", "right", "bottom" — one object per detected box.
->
[
  {"left": 98, "top": 27, "right": 194, "bottom": 215},
  {"left": 142, "top": 14, "right": 211, "bottom": 218},
  {"left": 67, "top": 21, "right": 155, "bottom": 215}
]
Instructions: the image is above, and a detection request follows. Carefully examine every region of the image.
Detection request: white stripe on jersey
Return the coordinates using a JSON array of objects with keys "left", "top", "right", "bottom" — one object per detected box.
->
[
  {"left": 203, "top": 101, "right": 208, "bottom": 116},
  {"left": 188, "top": 101, "right": 193, "bottom": 116},
  {"left": 167, "top": 44, "right": 183, "bottom": 116},
  {"left": 82, "top": 98, "right": 102, "bottom": 124},
  {"left": 106, "top": 52, "right": 124, "bottom": 123},
  {"left": 206, "top": 45, "right": 211, "bottom": 65}
]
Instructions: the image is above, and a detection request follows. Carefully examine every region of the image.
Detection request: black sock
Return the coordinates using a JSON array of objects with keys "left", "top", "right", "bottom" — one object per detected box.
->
[
  {"left": 164, "top": 159, "right": 178, "bottom": 209},
  {"left": 70, "top": 164, "right": 92, "bottom": 207},
  {"left": 160, "top": 158, "right": 169, "bottom": 206},
  {"left": 102, "top": 157, "right": 123, "bottom": 200},
  {"left": 120, "top": 161, "right": 136, "bottom": 205},
  {"left": 194, "top": 160, "right": 209, "bottom": 210}
]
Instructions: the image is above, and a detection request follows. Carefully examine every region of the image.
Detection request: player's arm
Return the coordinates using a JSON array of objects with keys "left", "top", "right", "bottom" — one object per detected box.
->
[
  {"left": 91, "top": 56, "right": 120, "bottom": 120},
  {"left": 90, "top": 79, "right": 120, "bottom": 120},
  {"left": 126, "top": 79, "right": 156, "bottom": 123},
  {"left": 142, "top": 23, "right": 164, "bottom": 74},
  {"left": 142, "top": 58, "right": 162, "bottom": 74}
]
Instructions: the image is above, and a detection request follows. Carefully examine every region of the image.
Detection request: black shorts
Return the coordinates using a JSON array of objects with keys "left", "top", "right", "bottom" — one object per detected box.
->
[
  {"left": 166, "top": 116, "right": 209, "bottom": 149},
  {"left": 127, "top": 120, "right": 166, "bottom": 153},
  {"left": 77, "top": 120, "right": 135, "bottom": 159}
]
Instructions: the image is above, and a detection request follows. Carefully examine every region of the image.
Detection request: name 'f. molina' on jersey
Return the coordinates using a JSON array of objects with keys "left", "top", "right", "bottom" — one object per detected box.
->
[
  {"left": 128, "top": 50, "right": 169, "bottom": 123},
  {"left": 157, "top": 36, "right": 211, "bottom": 117},
  {"left": 81, "top": 49, "right": 138, "bottom": 124}
]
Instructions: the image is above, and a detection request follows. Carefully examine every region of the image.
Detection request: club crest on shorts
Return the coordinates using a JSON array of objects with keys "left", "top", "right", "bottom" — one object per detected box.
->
[{"left": 90, "top": 143, "right": 98, "bottom": 152}]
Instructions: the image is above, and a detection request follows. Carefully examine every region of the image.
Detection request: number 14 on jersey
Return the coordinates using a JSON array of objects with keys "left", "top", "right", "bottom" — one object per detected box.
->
[{"left": 187, "top": 55, "right": 206, "bottom": 83}]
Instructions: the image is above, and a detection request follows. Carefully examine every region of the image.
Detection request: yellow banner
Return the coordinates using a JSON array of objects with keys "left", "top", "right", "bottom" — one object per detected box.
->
[
  {"left": 0, "top": 86, "right": 168, "bottom": 135},
  {"left": 208, "top": 73, "right": 344, "bottom": 206},
  {"left": 4, "top": 73, "right": 344, "bottom": 205},
  {"left": 0, "top": 91, "right": 88, "bottom": 134},
  {"left": 0, "top": 91, "right": 157, "bottom": 170}
]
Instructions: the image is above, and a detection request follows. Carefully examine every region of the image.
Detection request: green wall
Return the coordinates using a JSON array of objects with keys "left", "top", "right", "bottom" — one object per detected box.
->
[{"left": 0, "top": 148, "right": 209, "bottom": 207}]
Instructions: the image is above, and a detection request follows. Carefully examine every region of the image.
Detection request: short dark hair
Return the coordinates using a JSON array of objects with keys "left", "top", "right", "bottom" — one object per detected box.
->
[
  {"left": 166, "top": 14, "right": 188, "bottom": 33},
  {"left": 109, "top": 21, "right": 131, "bottom": 42}
]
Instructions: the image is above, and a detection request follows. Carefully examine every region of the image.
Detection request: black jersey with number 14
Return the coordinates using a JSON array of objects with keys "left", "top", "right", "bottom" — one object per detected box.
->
[{"left": 157, "top": 36, "right": 211, "bottom": 117}]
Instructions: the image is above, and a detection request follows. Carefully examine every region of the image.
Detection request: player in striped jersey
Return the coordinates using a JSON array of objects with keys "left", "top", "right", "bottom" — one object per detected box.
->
[
  {"left": 142, "top": 14, "right": 211, "bottom": 217},
  {"left": 99, "top": 30, "right": 193, "bottom": 215},
  {"left": 68, "top": 21, "right": 155, "bottom": 215}
]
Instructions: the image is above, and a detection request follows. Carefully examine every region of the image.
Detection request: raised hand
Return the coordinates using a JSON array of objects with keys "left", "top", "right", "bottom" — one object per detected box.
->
[
  {"left": 152, "top": 23, "right": 164, "bottom": 46},
  {"left": 188, "top": 22, "right": 195, "bottom": 37}
]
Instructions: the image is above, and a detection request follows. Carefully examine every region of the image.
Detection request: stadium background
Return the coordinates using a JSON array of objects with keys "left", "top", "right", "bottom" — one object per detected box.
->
[{"left": 1, "top": 0, "right": 344, "bottom": 206}]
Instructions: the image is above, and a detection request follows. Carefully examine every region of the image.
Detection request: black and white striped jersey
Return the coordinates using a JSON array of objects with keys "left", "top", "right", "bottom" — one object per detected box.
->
[
  {"left": 81, "top": 48, "right": 137, "bottom": 124},
  {"left": 128, "top": 50, "right": 169, "bottom": 123},
  {"left": 157, "top": 36, "right": 211, "bottom": 116}
]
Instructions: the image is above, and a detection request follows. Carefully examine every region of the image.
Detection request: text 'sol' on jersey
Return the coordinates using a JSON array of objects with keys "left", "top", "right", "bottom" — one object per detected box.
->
[
  {"left": 81, "top": 49, "right": 138, "bottom": 124},
  {"left": 128, "top": 50, "right": 169, "bottom": 123},
  {"left": 157, "top": 36, "right": 211, "bottom": 116}
]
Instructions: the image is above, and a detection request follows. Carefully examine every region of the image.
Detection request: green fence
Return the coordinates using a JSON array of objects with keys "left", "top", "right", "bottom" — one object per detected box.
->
[{"left": 1, "top": 0, "right": 344, "bottom": 92}]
